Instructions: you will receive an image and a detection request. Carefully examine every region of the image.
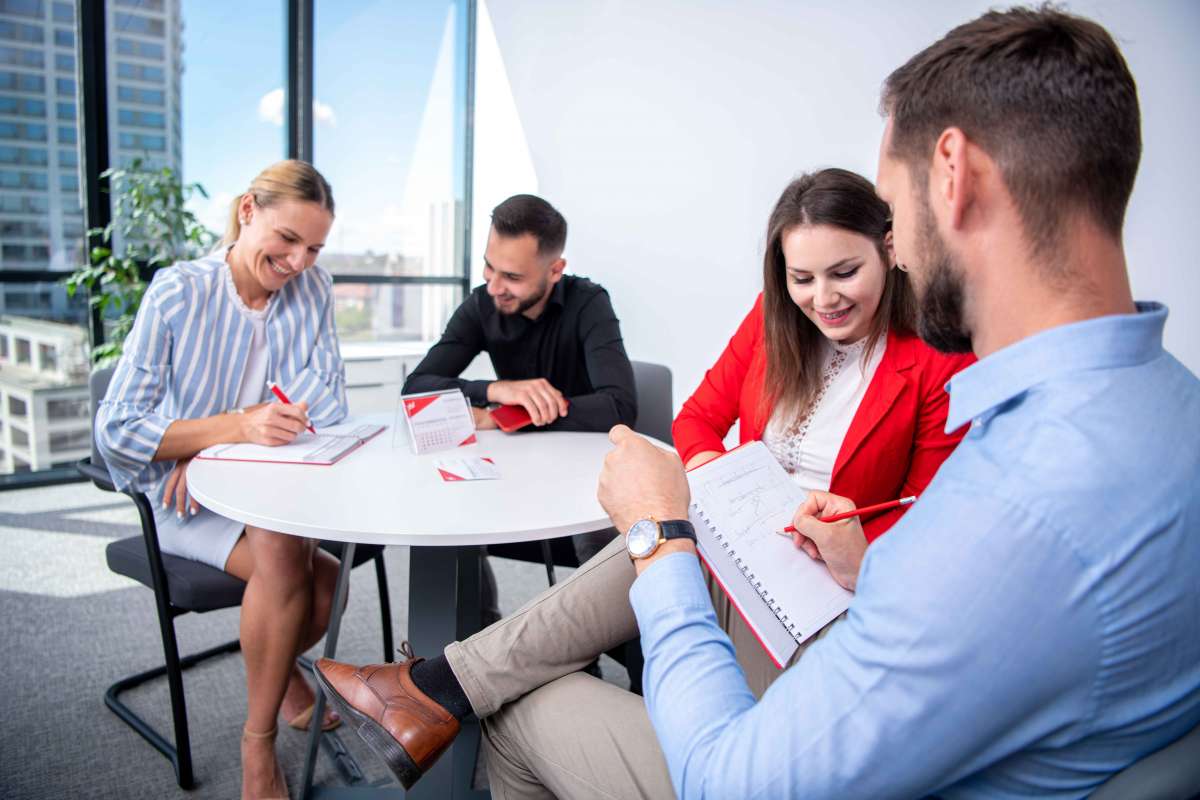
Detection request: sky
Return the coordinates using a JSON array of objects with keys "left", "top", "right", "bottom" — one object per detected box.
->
[{"left": 180, "top": 0, "right": 458, "bottom": 257}]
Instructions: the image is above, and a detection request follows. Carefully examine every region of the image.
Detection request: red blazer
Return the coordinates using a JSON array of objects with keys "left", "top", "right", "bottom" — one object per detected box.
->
[{"left": 673, "top": 295, "right": 975, "bottom": 541}]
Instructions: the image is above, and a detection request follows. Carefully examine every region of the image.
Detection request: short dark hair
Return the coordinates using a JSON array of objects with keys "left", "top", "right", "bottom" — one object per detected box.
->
[
  {"left": 491, "top": 194, "right": 568, "bottom": 258},
  {"left": 881, "top": 4, "right": 1141, "bottom": 257}
]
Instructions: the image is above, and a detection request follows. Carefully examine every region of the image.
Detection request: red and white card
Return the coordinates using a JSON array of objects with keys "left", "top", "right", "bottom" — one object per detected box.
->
[
  {"left": 400, "top": 389, "right": 477, "bottom": 455},
  {"left": 436, "top": 456, "right": 500, "bottom": 482}
]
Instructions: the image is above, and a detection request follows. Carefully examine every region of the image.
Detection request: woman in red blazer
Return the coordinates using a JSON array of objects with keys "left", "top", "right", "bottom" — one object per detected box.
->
[{"left": 674, "top": 169, "right": 974, "bottom": 693}]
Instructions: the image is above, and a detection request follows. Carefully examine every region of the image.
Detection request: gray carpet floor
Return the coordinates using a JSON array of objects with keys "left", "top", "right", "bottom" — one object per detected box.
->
[{"left": 0, "top": 481, "right": 629, "bottom": 799}]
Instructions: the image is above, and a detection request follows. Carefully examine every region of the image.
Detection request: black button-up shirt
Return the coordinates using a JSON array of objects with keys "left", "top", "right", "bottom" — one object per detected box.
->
[{"left": 403, "top": 275, "right": 637, "bottom": 432}]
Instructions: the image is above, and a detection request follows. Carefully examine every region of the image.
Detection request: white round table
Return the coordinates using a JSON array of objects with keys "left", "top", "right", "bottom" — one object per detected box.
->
[
  {"left": 187, "top": 415, "right": 624, "bottom": 799},
  {"left": 189, "top": 415, "right": 617, "bottom": 546}
]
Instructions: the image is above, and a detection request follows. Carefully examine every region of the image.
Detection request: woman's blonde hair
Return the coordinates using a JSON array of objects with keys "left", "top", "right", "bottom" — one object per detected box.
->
[{"left": 223, "top": 159, "right": 335, "bottom": 245}]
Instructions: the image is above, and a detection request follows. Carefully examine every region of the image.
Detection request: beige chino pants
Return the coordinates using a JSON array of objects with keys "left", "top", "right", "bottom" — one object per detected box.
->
[{"left": 445, "top": 535, "right": 837, "bottom": 799}]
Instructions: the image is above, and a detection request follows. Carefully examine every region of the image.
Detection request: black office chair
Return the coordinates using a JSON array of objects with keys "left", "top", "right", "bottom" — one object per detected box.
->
[
  {"left": 486, "top": 361, "right": 673, "bottom": 693},
  {"left": 80, "top": 367, "right": 394, "bottom": 790},
  {"left": 1091, "top": 720, "right": 1200, "bottom": 799},
  {"left": 488, "top": 360, "right": 673, "bottom": 575}
]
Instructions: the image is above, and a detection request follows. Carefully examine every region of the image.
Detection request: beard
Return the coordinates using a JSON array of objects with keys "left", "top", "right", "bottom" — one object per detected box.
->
[
  {"left": 911, "top": 194, "right": 974, "bottom": 354},
  {"left": 498, "top": 275, "right": 552, "bottom": 317}
]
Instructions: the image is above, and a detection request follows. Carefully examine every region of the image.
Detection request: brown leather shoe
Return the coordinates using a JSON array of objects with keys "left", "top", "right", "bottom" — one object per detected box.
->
[{"left": 313, "top": 654, "right": 459, "bottom": 789}]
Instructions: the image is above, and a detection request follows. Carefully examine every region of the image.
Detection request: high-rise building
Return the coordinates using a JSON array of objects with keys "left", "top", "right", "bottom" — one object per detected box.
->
[
  {"left": 0, "top": 0, "right": 183, "bottom": 318},
  {"left": 0, "top": 314, "right": 90, "bottom": 473},
  {"left": 0, "top": 0, "right": 182, "bottom": 476}
]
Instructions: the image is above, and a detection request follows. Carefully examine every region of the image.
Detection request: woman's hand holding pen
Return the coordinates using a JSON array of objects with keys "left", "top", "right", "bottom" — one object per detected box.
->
[
  {"left": 240, "top": 400, "right": 311, "bottom": 446},
  {"left": 790, "top": 491, "right": 868, "bottom": 592}
]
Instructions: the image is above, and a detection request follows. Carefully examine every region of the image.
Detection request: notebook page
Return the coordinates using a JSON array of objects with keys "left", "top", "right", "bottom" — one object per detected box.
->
[
  {"left": 688, "top": 442, "right": 852, "bottom": 644},
  {"left": 691, "top": 506, "right": 799, "bottom": 667},
  {"left": 199, "top": 424, "right": 384, "bottom": 465}
]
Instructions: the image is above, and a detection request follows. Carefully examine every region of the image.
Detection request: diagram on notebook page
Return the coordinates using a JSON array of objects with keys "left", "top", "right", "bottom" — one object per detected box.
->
[
  {"left": 694, "top": 452, "right": 806, "bottom": 549},
  {"left": 688, "top": 442, "right": 851, "bottom": 651}
]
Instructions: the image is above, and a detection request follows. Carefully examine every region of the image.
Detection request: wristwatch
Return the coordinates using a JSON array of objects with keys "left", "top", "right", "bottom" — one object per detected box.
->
[{"left": 625, "top": 517, "right": 696, "bottom": 560}]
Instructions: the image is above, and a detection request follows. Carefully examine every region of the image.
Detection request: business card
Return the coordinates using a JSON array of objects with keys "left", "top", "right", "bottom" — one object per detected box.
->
[{"left": 436, "top": 456, "right": 500, "bottom": 482}]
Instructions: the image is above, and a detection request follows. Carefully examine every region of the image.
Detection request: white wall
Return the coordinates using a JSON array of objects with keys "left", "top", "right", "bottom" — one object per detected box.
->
[
  {"left": 479, "top": 0, "right": 1200, "bottom": 410},
  {"left": 471, "top": 0, "right": 540, "bottom": 287}
]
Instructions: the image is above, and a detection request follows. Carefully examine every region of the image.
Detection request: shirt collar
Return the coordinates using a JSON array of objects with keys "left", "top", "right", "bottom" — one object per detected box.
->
[
  {"left": 547, "top": 278, "right": 567, "bottom": 309},
  {"left": 945, "top": 302, "right": 1168, "bottom": 432}
]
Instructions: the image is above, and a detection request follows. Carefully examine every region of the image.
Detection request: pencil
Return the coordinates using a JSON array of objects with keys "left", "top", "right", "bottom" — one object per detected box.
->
[{"left": 779, "top": 495, "right": 917, "bottom": 535}]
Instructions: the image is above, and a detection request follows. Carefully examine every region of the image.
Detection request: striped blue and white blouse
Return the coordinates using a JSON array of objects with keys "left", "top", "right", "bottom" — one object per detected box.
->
[{"left": 96, "top": 250, "right": 347, "bottom": 494}]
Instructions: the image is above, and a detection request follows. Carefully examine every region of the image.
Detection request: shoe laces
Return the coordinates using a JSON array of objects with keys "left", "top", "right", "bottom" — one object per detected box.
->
[{"left": 397, "top": 640, "right": 416, "bottom": 661}]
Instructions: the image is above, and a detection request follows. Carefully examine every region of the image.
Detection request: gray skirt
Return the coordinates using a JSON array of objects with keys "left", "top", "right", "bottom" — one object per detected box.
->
[{"left": 151, "top": 498, "right": 245, "bottom": 571}]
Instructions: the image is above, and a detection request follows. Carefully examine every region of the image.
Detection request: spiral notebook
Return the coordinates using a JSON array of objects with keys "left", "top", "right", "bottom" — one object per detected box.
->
[{"left": 687, "top": 441, "right": 853, "bottom": 668}]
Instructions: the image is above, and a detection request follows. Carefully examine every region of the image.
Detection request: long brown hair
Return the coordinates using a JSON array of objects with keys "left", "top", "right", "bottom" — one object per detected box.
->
[{"left": 761, "top": 168, "right": 916, "bottom": 426}]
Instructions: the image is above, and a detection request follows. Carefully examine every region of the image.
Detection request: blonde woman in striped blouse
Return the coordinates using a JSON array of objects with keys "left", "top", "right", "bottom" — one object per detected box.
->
[{"left": 97, "top": 160, "right": 346, "bottom": 799}]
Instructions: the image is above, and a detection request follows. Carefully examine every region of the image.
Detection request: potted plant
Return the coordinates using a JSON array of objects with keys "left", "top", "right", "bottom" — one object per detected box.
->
[{"left": 65, "top": 157, "right": 217, "bottom": 366}]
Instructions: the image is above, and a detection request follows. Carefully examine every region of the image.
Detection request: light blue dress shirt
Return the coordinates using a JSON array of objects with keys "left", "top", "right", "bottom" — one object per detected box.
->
[{"left": 630, "top": 303, "right": 1200, "bottom": 799}]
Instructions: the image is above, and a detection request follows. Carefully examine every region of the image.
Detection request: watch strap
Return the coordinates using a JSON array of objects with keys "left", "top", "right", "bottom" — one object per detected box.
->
[{"left": 658, "top": 519, "right": 696, "bottom": 543}]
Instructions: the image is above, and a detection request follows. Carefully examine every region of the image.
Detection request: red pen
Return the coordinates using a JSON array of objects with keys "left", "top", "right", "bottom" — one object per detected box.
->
[
  {"left": 267, "top": 382, "right": 316, "bottom": 434},
  {"left": 779, "top": 495, "right": 917, "bottom": 535}
]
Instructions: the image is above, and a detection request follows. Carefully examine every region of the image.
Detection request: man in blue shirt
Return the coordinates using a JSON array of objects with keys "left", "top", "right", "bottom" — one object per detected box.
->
[{"left": 316, "top": 6, "right": 1200, "bottom": 797}]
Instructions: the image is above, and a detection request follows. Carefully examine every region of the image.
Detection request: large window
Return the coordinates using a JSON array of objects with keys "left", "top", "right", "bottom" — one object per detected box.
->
[
  {"left": 46, "top": 396, "right": 87, "bottom": 420},
  {"left": 1, "top": 69, "right": 44, "bottom": 91},
  {"left": 0, "top": 18, "right": 43, "bottom": 43},
  {"left": 0, "top": 0, "right": 475, "bottom": 485},
  {"left": 179, "top": 1, "right": 283, "bottom": 236},
  {"left": 314, "top": 0, "right": 473, "bottom": 343},
  {"left": 0, "top": 0, "right": 90, "bottom": 481}
]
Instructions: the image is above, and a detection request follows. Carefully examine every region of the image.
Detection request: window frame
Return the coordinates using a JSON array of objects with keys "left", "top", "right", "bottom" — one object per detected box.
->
[{"left": 0, "top": 0, "right": 477, "bottom": 489}]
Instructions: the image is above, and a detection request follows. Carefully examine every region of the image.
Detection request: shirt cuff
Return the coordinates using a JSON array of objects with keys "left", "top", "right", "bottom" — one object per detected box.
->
[
  {"left": 629, "top": 551, "right": 713, "bottom": 636},
  {"left": 461, "top": 379, "right": 492, "bottom": 406}
]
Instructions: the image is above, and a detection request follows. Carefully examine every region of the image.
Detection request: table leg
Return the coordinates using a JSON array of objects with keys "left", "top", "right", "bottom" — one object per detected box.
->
[
  {"left": 407, "top": 545, "right": 490, "bottom": 800},
  {"left": 301, "top": 544, "right": 491, "bottom": 799},
  {"left": 301, "top": 541, "right": 357, "bottom": 800}
]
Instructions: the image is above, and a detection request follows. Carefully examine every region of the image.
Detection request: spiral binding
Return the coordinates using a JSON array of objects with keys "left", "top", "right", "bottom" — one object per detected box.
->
[{"left": 693, "top": 501, "right": 804, "bottom": 642}]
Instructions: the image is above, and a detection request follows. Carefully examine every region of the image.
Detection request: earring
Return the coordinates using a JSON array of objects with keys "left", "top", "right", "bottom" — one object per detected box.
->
[{"left": 240, "top": 217, "right": 248, "bottom": 225}]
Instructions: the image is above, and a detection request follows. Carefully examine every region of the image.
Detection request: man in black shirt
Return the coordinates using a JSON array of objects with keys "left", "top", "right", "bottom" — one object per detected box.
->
[
  {"left": 404, "top": 194, "right": 637, "bottom": 433},
  {"left": 404, "top": 194, "right": 637, "bottom": 614}
]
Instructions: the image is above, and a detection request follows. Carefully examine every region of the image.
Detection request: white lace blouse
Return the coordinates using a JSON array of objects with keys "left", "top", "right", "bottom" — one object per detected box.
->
[{"left": 762, "top": 336, "right": 885, "bottom": 492}]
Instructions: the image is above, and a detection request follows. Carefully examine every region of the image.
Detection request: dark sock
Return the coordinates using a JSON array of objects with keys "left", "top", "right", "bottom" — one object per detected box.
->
[{"left": 409, "top": 655, "right": 473, "bottom": 721}]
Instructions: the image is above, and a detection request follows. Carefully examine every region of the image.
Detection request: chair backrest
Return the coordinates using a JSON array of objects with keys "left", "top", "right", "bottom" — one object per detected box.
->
[
  {"left": 630, "top": 360, "right": 673, "bottom": 445},
  {"left": 89, "top": 366, "right": 116, "bottom": 475},
  {"left": 1090, "top": 721, "right": 1200, "bottom": 799}
]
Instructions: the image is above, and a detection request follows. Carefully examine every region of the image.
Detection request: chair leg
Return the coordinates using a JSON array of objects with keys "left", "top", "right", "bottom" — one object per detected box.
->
[
  {"left": 540, "top": 539, "right": 557, "bottom": 586},
  {"left": 104, "top": 637, "right": 240, "bottom": 790},
  {"left": 160, "top": 610, "right": 194, "bottom": 788},
  {"left": 373, "top": 550, "right": 395, "bottom": 663}
]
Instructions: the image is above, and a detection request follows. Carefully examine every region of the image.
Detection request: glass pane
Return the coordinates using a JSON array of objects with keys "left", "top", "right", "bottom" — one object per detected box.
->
[
  {"left": 107, "top": 1, "right": 180, "bottom": 173},
  {"left": 0, "top": 1, "right": 285, "bottom": 479},
  {"left": 177, "top": 0, "right": 284, "bottom": 240},
  {"left": 314, "top": 0, "right": 471, "bottom": 294},
  {"left": 0, "top": 1, "right": 90, "bottom": 478},
  {"left": 334, "top": 282, "right": 462, "bottom": 344},
  {"left": 0, "top": 285, "right": 92, "bottom": 476}
]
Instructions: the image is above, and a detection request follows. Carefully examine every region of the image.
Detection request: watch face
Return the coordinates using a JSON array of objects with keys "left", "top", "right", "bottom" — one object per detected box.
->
[{"left": 626, "top": 519, "right": 659, "bottom": 558}]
